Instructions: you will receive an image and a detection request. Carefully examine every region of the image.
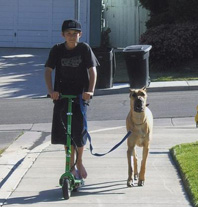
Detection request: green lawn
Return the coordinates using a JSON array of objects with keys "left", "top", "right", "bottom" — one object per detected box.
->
[
  {"left": 170, "top": 142, "right": 198, "bottom": 207},
  {"left": 0, "top": 148, "right": 5, "bottom": 156}
]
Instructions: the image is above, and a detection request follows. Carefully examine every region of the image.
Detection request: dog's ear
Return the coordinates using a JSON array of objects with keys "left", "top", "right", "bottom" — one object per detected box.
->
[{"left": 129, "top": 89, "right": 135, "bottom": 97}]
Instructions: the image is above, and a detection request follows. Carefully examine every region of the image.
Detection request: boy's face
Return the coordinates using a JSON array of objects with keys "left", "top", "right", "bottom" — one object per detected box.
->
[{"left": 62, "top": 29, "right": 82, "bottom": 47}]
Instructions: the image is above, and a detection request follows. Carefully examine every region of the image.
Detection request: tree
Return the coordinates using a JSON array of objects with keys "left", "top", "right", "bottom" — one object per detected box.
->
[{"left": 139, "top": 0, "right": 198, "bottom": 28}]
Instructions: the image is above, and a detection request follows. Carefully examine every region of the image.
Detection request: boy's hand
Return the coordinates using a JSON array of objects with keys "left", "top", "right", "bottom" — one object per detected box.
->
[
  {"left": 82, "top": 92, "right": 93, "bottom": 101},
  {"left": 49, "top": 91, "right": 59, "bottom": 100}
]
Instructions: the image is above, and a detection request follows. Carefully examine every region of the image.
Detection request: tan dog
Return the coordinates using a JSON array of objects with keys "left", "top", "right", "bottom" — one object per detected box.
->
[{"left": 126, "top": 88, "right": 153, "bottom": 187}]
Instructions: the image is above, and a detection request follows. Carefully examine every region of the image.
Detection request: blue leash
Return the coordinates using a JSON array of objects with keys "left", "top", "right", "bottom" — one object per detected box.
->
[
  {"left": 87, "top": 131, "right": 132, "bottom": 157},
  {"left": 79, "top": 95, "right": 132, "bottom": 157}
]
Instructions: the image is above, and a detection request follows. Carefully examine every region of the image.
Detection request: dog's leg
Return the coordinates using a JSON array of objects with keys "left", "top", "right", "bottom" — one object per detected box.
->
[
  {"left": 133, "top": 149, "right": 138, "bottom": 180},
  {"left": 127, "top": 146, "right": 135, "bottom": 187},
  {"left": 138, "top": 143, "right": 149, "bottom": 186}
]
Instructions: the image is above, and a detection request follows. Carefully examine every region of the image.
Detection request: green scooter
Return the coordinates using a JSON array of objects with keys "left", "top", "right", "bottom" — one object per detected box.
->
[{"left": 58, "top": 94, "right": 84, "bottom": 200}]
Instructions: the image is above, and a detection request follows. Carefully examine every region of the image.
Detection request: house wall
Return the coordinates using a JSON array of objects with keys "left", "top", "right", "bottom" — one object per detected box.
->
[{"left": 103, "top": 0, "right": 149, "bottom": 48}]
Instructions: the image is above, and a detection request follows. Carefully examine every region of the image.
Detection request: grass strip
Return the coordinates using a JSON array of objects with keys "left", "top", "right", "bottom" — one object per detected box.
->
[
  {"left": 150, "top": 71, "right": 198, "bottom": 82},
  {"left": 170, "top": 142, "right": 198, "bottom": 207},
  {"left": 0, "top": 148, "right": 6, "bottom": 156}
]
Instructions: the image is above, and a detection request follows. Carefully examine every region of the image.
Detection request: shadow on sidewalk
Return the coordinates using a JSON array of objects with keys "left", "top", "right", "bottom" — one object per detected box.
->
[
  {"left": 4, "top": 180, "right": 127, "bottom": 204},
  {"left": 4, "top": 189, "right": 63, "bottom": 205}
]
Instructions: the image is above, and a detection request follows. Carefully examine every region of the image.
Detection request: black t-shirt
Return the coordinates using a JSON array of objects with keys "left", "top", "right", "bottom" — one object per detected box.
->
[{"left": 45, "top": 42, "right": 99, "bottom": 95}]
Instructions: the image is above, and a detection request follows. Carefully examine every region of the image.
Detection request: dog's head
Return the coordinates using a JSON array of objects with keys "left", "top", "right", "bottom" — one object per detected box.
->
[{"left": 129, "top": 88, "right": 148, "bottom": 113}]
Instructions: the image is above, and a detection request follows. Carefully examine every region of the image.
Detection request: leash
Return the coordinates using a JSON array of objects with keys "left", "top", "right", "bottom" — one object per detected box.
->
[
  {"left": 87, "top": 131, "right": 131, "bottom": 157},
  {"left": 79, "top": 95, "right": 132, "bottom": 157}
]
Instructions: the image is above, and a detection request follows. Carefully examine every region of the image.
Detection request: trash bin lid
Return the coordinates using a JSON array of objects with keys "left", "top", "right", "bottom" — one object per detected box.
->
[{"left": 123, "top": 45, "right": 152, "bottom": 53}]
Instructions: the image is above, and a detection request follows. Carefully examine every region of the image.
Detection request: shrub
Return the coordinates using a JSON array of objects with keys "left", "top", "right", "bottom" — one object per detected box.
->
[
  {"left": 140, "top": 22, "right": 198, "bottom": 68},
  {"left": 145, "top": 11, "right": 174, "bottom": 28}
]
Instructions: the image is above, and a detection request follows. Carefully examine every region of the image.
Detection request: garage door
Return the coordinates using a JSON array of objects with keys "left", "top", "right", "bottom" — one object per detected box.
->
[{"left": 0, "top": 0, "right": 77, "bottom": 48}]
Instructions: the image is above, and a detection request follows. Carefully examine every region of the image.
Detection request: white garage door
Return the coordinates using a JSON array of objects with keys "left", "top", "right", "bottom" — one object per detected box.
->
[{"left": 0, "top": 0, "right": 84, "bottom": 48}]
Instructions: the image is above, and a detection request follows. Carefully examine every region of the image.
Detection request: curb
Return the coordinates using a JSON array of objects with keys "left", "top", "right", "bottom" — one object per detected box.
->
[
  {"left": 94, "top": 85, "right": 198, "bottom": 96},
  {"left": 2, "top": 82, "right": 198, "bottom": 99},
  {"left": 35, "top": 84, "right": 198, "bottom": 99}
]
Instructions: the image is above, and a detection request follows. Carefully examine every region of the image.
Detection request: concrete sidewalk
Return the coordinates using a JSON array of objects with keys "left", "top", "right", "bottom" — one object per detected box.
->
[{"left": 0, "top": 117, "right": 197, "bottom": 207}]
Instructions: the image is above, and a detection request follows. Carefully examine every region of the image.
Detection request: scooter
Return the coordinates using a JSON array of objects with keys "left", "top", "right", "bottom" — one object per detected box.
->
[{"left": 58, "top": 94, "right": 84, "bottom": 200}]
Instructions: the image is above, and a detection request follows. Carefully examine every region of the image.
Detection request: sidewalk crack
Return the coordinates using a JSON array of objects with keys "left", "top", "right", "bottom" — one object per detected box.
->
[{"left": 171, "top": 118, "right": 175, "bottom": 126}]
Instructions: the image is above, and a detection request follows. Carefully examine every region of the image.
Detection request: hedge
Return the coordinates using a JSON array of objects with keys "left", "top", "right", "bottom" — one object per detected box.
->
[{"left": 140, "top": 22, "right": 198, "bottom": 67}]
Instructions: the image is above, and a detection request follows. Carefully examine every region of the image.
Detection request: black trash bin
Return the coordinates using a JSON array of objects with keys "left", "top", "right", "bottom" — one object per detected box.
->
[
  {"left": 123, "top": 45, "right": 152, "bottom": 89},
  {"left": 92, "top": 48, "right": 115, "bottom": 89}
]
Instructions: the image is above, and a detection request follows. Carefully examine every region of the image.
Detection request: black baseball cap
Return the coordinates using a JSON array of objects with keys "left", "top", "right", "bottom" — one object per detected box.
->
[{"left": 62, "top": 19, "right": 81, "bottom": 32}]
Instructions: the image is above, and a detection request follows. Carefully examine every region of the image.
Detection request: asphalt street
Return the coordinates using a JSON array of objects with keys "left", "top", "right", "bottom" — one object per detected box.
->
[{"left": 0, "top": 90, "right": 197, "bottom": 125}]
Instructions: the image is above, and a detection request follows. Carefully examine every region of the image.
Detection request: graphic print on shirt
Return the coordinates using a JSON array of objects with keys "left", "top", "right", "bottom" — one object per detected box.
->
[{"left": 61, "top": 56, "right": 82, "bottom": 67}]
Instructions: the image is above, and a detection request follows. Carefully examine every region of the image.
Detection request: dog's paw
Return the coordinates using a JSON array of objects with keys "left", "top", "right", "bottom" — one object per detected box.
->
[
  {"left": 134, "top": 174, "right": 138, "bottom": 180},
  {"left": 127, "top": 180, "right": 134, "bottom": 187},
  {"left": 138, "top": 180, "right": 144, "bottom": 186}
]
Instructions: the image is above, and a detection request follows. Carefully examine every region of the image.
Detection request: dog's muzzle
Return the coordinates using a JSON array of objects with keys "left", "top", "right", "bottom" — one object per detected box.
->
[{"left": 134, "top": 97, "right": 145, "bottom": 113}]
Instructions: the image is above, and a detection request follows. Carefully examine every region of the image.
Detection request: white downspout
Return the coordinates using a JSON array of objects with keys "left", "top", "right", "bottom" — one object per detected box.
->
[{"left": 75, "top": 0, "right": 80, "bottom": 21}]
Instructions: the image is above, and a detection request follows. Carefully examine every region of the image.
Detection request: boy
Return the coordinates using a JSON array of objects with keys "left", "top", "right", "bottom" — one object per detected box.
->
[{"left": 45, "top": 19, "right": 99, "bottom": 179}]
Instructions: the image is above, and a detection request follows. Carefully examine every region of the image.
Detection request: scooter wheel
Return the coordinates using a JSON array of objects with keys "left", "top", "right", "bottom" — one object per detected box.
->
[
  {"left": 59, "top": 178, "right": 63, "bottom": 186},
  {"left": 62, "top": 178, "right": 71, "bottom": 200}
]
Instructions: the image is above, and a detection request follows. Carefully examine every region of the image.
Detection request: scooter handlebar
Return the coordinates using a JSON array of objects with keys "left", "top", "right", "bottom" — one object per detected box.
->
[{"left": 59, "top": 94, "right": 77, "bottom": 100}]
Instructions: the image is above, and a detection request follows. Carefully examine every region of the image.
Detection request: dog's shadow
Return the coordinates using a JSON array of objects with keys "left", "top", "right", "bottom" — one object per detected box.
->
[
  {"left": 4, "top": 180, "right": 128, "bottom": 205},
  {"left": 74, "top": 179, "right": 128, "bottom": 196}
]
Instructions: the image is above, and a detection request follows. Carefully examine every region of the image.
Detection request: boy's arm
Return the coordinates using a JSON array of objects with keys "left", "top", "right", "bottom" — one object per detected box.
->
[
  {"left": 82, "top": 67, "right": 97, "bottom": 100},
  {"left": 45, "top": 67, "right": 59, "bottom": 100}
]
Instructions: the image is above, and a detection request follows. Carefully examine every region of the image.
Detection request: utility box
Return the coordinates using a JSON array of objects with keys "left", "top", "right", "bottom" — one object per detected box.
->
[{"left": 123, "top": 45, "right": 152, "bottom": 89}]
